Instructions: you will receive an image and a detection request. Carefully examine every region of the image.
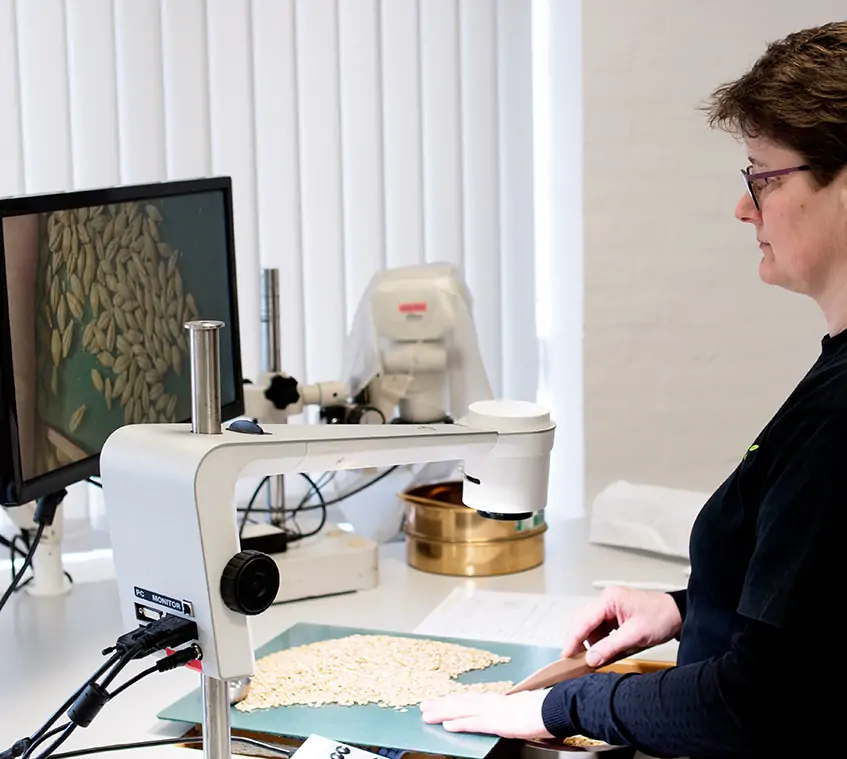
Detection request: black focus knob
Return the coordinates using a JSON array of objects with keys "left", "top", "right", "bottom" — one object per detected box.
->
[
  {"left": 220, "top": 550, "right": 280, "bottom": 615},
  {"left": 320, "top": 405, "right": 349, "bottom": 424},
  {"left": 345, "top": 405, "right": 385, "bottom": 425},
  {"left": 264, "top": 374, "right": 301, "bottom": 410}
]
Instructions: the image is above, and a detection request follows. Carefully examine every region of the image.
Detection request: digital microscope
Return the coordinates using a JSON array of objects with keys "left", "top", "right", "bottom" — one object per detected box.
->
[{"left": 100, "top": 320, "right": 555, "bottom": 759}]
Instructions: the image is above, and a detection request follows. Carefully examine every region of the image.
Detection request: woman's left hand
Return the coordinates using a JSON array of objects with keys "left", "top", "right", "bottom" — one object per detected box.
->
[{"left": 419, "top": 690, "right": 554, "bottom": 740}]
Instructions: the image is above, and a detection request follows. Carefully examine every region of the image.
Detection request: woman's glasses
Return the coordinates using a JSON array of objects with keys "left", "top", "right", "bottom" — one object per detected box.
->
[{"left": 741, "top": 165, "right": 810, "bottom": 210}]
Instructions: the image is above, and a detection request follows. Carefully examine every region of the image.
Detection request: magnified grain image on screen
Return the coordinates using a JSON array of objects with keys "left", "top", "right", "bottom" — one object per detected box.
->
[{"left": 3, "top": 193, "right": 236, "bottom": 481}]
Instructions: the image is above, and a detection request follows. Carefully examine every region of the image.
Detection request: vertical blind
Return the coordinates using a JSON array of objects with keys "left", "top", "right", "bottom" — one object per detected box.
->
[{"left": 0, "top": 0, "right": 538, "bottom": 410}]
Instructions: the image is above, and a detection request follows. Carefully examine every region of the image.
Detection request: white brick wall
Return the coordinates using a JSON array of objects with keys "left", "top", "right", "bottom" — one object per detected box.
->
[{"left": 584, "top": 2, "right": 845, "bottom": 500}]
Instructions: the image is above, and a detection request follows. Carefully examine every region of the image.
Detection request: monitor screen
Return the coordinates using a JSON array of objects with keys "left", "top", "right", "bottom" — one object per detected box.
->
[{"left": 0, "top": 177, "right": 243, "bottom": 505}]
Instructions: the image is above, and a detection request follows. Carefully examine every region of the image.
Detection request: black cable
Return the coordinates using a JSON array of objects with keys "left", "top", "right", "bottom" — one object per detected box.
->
[
  {"left": 18, "top": 726, "right": 70, "bottom": 759},
  {"left": 85, "top": 478, "right": 102, "bottom": 489},
  {"left": 9, "top": 620, "right": 199, "bottom": 759},
  {"left": 0, "top": 523, "right": 44, "bottom": 613},
  {"left": 295, "top": 473, "right": 323, "bottom": 511},
  {"left": 0, "top": 533, "right": 27, "bottom": 561},
  {"left": 238, "top": 476, "right": 269, "bottom": 537},
  {"left": 5, "top": 532, "right": 29, "bottom": 588},
  {"left": 238, "top": 465, "right": 393, "bottom": 541},
  {"left": 287, "top": 473, "right": 327, "bottom": 541},
  {"left": 23, "top": 653, "right": 122, "bottom": 755},
  {"left": 9, "top": 533, "right": 72, "bottom": 593},
  {"left": 238, "top": 467, "right": 393, "bottom": 516},
  {"left": 8, "top": 529, "right": 73, "bottom": 593},
  {"left": 31, "top": 725, "right": 75, "bottom": 759},
  {"left": 0, "top": 489, "right": 67, "bottom": 614},
  {"left": 11, "top": 532, "right": 29, "bottom": 558},
  {"left": 318, "top": 470, "right": 337, "bottom": 490},
  {"left": 107, "top": 644, "right": 199, "bottom": 700},
  {"left": 237, "top": 471, "right": 327, "bottom": 517},
  {"left": 292, "top": 471, "right": 333, "bottom": 512},
  {"left": 48, "top": 735, "right": 292, "bottom": 759},
  {"left": 236, "top": 472, "right": 327, "bottom": 538},
  {"left": 98, "top": 645, "right": 144, "bottom": 691},
  {"left": 11, "top": 534, "right": 31, "bottom": 590},
  {"left": 107, "top": 666, "right": 156, "bottom": 699},
  {"left": 289, "top": 507, "right": 326, "bottom": 541}
]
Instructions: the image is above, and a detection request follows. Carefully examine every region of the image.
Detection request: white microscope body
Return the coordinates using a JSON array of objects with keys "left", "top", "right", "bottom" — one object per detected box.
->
[
  {"left": 100, "top": 402, "right": 554, "bottom": 679},
  {"left": 99, "top": 319, "right": 554, "bottom": 759}
]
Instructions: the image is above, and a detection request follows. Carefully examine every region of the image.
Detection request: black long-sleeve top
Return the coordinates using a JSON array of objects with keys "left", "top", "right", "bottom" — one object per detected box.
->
[{"left": 542, "top": 330, "right": 846, "bottom": 758}]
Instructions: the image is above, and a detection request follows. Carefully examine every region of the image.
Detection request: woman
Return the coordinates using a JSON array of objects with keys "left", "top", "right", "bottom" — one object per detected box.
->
[{"left": 420, "top": 21, "right": 844, "bottom": 759}]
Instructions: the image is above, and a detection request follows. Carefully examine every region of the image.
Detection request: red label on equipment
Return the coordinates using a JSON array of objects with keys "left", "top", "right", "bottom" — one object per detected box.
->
[{"left": 399, "top": 302, "right": 427, "bottom": 313}]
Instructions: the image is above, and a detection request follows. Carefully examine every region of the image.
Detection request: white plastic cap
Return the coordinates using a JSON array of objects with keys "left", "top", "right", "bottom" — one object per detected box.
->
[{"left": 467, "top": 399, "right": 552, "bottom": 433}]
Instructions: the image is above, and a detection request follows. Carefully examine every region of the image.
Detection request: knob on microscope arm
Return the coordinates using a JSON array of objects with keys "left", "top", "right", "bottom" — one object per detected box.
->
[{"left": 243, "top": 373, "right": 348, "bottom": 423}]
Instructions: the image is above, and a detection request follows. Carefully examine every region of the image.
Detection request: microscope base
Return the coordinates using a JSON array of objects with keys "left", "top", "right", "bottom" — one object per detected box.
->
[{"left": 242, "top": 523, "right": 380, "bottom": 603}]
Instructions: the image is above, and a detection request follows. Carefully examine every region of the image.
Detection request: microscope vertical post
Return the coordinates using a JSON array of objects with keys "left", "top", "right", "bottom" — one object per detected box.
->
[
  {"left": 187, "top": 320, "right": 224, "bottom": 436},
  {"left": 185, "top": 319, "right": 231, "bottom": 759},
  {"left": 260, "top": 268, "right": 285, "bottom": 526},
  {"left": 261, "top": 269, "right": 281, "bottom": 376}
]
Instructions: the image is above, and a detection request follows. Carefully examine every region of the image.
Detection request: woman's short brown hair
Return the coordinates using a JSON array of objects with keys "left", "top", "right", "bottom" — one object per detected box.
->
[{"left": 705, "top": 21, "right": 847, "bottom": 187}]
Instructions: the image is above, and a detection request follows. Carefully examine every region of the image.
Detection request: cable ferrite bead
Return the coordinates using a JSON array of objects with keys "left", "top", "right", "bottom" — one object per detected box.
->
[
  {"left": 0, "top": 738, "right": 30, "bottom": 759},
  {"left": 69, "top": 683, "right": 110, "bottom": 727}
]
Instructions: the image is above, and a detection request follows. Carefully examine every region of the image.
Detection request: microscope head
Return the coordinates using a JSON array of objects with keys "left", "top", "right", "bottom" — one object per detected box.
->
[{"left": 459, "top": 399, "right": 555, "bottom": 521}]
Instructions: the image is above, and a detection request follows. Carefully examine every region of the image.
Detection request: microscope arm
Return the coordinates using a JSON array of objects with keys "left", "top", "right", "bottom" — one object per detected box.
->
[{"left": 100, "top": 403, "right": 554, "bottom": 681}]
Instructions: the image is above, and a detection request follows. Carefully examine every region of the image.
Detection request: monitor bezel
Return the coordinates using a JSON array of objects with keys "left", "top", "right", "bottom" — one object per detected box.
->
[{"left": 0, "top": 176, "right": 245, "bottom": 506}]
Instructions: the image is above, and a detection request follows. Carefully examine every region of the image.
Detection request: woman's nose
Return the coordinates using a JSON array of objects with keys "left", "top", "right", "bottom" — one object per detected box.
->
[{"left": 735, "top": 192, "right": 760, "bottom": 224}]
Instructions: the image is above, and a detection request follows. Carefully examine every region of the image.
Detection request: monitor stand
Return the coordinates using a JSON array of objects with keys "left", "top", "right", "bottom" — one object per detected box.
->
[{"left": 3, "top": 496, "right": 72, "bottom": 598}]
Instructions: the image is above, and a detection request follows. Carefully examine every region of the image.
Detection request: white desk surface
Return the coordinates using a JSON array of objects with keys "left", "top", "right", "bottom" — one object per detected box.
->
[{"left": 0, "top": 518, "right": 688, "bottom": 757}]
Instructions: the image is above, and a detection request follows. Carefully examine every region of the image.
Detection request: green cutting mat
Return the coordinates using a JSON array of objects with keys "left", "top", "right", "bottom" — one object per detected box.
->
[{"left": 158, "top": 623, "right": 563, "bottom": 759}]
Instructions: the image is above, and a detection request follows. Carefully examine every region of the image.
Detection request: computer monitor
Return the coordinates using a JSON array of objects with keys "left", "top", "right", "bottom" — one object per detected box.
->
[{"left": 0, "top": 177, "right": 244, "bottom": 506}]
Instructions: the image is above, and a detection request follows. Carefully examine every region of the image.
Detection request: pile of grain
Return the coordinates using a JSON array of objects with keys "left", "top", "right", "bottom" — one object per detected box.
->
[
  {"left": 35, "top": 202, "right": 198, "bottom": 459},
  {"left": 235, "top": 634, "right": 513, "bottom": 712},
  {"left": 562, "top": 735, "right": 606, "bottom": 748}
]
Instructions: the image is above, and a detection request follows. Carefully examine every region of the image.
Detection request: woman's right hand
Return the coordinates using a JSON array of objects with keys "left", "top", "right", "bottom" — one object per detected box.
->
[{"left": 561, "top": 587, "right": 683, "bottom": 667}]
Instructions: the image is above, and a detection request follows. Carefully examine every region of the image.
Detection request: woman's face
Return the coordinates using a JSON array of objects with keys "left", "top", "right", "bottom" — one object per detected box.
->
[{"left": 735, "top": 136, "right": 847, "bottom": 301}]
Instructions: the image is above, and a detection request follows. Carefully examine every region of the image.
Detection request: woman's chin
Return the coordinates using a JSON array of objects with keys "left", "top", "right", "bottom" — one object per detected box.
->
[
  {"left": 758, "top": 256, "right": 780, "bottom": 286},
  {"left": 758, "top": 258, "right": 802, "bottom": 293}
]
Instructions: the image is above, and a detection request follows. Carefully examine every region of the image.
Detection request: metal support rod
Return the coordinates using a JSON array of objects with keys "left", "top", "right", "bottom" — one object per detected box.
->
[
  {"left": 186, "top": 320, "right": 224, "bottom": 435},
  {"left": 267, "top": 475, "right": 285, "bottom": 526},
  {"left": 261, "top": 268, "right": 281, "bottom": 374},
  {"left": 202, "top": 675, "right": 232, "bottom": 759},
  {"left": 188, "top": 319, "right": 231, "bottom": 759},
  {"left": 260, "top": 269, "right": 285, "bottom": 525}
]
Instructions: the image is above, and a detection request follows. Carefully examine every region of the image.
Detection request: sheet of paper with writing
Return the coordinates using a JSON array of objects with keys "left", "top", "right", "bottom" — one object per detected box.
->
[
  {"left": 415, "top": 587, "right": 679, "bottom": 661},
  {"left": 414, "top": 588, "right": 594, "bottom": 648}
]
